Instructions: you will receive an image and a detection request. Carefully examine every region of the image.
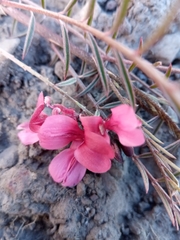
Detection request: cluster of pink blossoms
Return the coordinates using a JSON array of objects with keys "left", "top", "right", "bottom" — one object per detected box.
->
[{"left": 17, "top": 92, "right": 145, "bottom": 187}]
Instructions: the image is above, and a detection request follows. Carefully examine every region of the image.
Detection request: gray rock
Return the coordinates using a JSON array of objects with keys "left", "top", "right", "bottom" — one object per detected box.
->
[{"left": 0, "top": 145, "right": 18, "bottom": 169}]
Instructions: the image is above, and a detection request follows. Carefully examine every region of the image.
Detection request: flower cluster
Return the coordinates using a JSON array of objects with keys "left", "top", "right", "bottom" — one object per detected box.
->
[{"left": 17, "top": 92, "right": 145, "bottom": 187}]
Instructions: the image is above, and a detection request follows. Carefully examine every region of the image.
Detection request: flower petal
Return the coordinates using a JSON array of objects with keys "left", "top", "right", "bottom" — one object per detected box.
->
[
  {"left": 80, "top": 115, "right": 103, "bottom": 133},
  {"left": 17, "top": 121, "right": 30, "bottom": 130},
  {"left": 29, "top": 100, "right": 47, "bottom": 133},
  {"left": 106, "top": 104, "right": 141, "bottom": 131},
  {"left": 38, "top": 115, "right": 83, "bottom": 150},
  {"left": 17, "top": 122, "right": 39, "bottom": 145},
  {"left": 49, "top": 149, "right": 86, "bottom": 187},
  {"left": 36, "top": 92, "right": 44, "bottom": 107},
  {"left": 80, "top": 115, "right": 110, "bottom": 143},
  {"left": 117, "top": 128, "right": 145, "bottom": 147},
  {"left": 74, "top": 132, "right": 114, "bottom": 173}
]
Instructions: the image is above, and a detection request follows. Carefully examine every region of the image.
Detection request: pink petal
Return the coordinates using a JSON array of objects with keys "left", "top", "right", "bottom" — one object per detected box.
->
[
  {"left": 80, "top": 116, "right": 103, "bottom": 133},
  {"left": 53, "top": 103, "right": 77, "bottom": 119},
  {"left": 80, "top": 116, "right": 110, "bottom": 143},
  {"left": 38, "top": 115, "right": 83, "bottom": 150},
  {"left": 29, "top": 105, "right": 47, "bottom": 133},
  {"left": 17, "top": 121, "right": 30, "bottom": 130},
  {"left": 17, "top": 122, "right": 39, "bottom": 145},
  {"left": 117, "top": 128, "right": 145, "bottom": 147},
  {"left": 49, "top": 149, "right": 86, "bottom": 187},
  {"left": 36, "top": 92, "right": 44, "bottom": 107},
  {"left": 106, "top": 104, "right": 141, "bottom": 131},
  {"left": 74, "top": 132, "right": 114, "bottom": 173}
]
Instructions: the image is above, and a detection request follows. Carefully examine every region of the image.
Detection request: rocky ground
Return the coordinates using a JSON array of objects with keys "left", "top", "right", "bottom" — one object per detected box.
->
[{"left": 0, "top": 1, "right": 180, "bottom": 239}]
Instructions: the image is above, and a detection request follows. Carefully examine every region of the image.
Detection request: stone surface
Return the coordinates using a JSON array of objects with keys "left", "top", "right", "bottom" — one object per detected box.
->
[{"left": 0, "top": 145, "right": 18, "bottom": 169}]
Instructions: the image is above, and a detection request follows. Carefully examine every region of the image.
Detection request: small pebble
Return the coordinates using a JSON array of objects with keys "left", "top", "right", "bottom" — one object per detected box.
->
[
  {"left": 105, "top": 1, "right": 117, "bottom": 11},
  {"left": 76, "top": 181, "right": 86, "bottom": 196},
  {"left": 0, "top": 145, "right": 18, "bottom": 169}
]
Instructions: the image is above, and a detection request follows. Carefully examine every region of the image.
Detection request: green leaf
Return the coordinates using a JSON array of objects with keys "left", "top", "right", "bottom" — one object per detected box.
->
[
  {"left": 105, "top": 0, "right": 130, "bottom": 53},
  {"left": 88, "top": 33, "right": 109, "bottom": 94},
  {"left": 114, "top": 51, "right": 135, "bottom": 108},
  {"left": 11, "top": 19, "right": 17, "bottom": 36},
  {"left": 79, "top": 69, "right": 97, "bottom": 79},
  {"left": 100, "top": 101, "right": 121, "bottom": 109},
  {"left": 60, "top": 21, "right": 71, "bottom": 79},
  {"left": 128, "top": 38, "right": 143, "bottom": 72},
  {"left": 77, "top": 75, "right": 99, "bottom": 97},
  {"left": 94, "top": 109, "right": 101, "bottom": 116},
  {"left": 22, "top": 11, "right": 35, "bottom": 59},
  {"left": 151, "top": 64, "right": 172, "bottom": 88},
  {"left": 82, "top": 0, "right": 96, "bottom": 23},
  {"left": 41, "top": 0, "right": 46, "bottom": 8},
  {"left": 62, "top": 0, "right": 78, "bottom": 15},
  {"left": 165, "top": 64, "right": 172, "bottom": 78},
  {"left": 97, "top": 91, "right": 114, "bottom": 105},
  {"left": 110, "top": 0, "right": 130, "bottom": 35},
  {"left": 56, "top": 77, "right": 77, "bottom": 87}
]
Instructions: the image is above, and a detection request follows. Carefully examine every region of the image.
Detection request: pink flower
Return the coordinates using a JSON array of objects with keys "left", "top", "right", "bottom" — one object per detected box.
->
[
  {"left": 105, "top": 104, "right": 145, "bottom": 147},
  {"left": 17, "top": 92, "right": 48, "bottom": 145},
  {"left": 17, "top": 121, "right": 39, "bottom": 145},
  {"left": 49, "top": 141, "right": 86, "bottom": 187},
  {"left": 38, "top": 115, "right": 115, "bottom": 186},
  {"left": 29, "top": 92, "right": 48, "bottom": 133},
  {"left": 38, "top": 115, "right": 84, "bottom": 150}
]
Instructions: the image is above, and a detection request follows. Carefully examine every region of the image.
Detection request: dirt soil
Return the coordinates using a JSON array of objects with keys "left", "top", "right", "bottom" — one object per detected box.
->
[{"left": 0, "top": 1, "right": 180, "bottom": 240}]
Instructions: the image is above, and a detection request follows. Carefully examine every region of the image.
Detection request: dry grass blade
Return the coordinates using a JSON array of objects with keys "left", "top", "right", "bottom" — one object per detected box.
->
[
  {"left": 149, "top": 138, "right": 176, "bottom": 160},
  {"left": 88, "top": 33, "right": 109, "bottom": 94},
  {"left": 143, "top": 128, "right": 163, "bottom": 145},
  {"left": 165, "top": 139, "right": 180, "bottom": 153},
  {"left": 153, "top": 183, "right": 175, "bottom": 226},
  {"left": 133, "top": 156, "right": 149, "bottom": 193},
  {"left": 22, "top": 11, "right": 35, "bottom": 59},
  {"left": 60, "top": 21, "right": 71, "bottom": 79},
  {"left": 114, "top": 51, "right": 135, "bottom": 108},
  {"left": 157, "top": 153, "right": 180, "bottom": 172}
]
